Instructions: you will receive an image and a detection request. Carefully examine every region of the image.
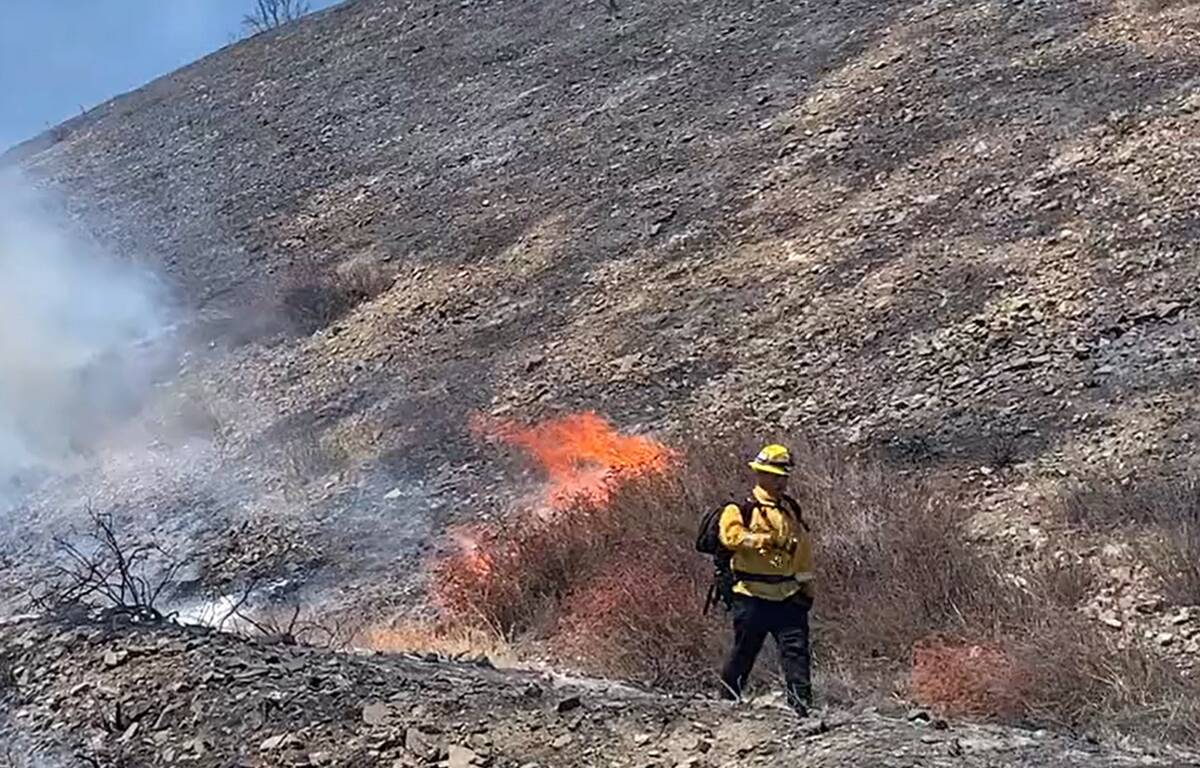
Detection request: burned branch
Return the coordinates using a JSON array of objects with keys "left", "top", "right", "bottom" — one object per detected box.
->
[
  {"left": 243, "top": 0, "right": 312, "bottom": 33},
  {"left": 222, "top": 593, "right": 353, "bottom": 649},
  {"left": 32, "top": 509, "right": 183, "bottom": 624}
]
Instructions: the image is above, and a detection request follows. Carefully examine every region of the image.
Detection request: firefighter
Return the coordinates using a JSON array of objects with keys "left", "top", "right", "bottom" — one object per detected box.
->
[{"left": 717, "top": 443, "right": 815, "bottom": 715}]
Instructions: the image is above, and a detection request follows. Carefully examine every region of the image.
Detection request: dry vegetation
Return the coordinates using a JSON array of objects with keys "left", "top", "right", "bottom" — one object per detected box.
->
[
  {"left": 1061, "top": 476, "right": 1200, "bottom": 606},
  {"left": 428, "top": 441, "right": 1200, "bottom": 746},
  {"left": 278, "top": 261, "right": 395, "bottom": 336},
  {"left": 31, "top": 510, "right": 183, "bottom": 624}
]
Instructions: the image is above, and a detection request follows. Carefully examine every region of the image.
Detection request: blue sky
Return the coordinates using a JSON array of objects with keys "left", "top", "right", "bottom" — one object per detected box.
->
[{"left": 0, "top": 1, "right": 339, "bottom": 150}]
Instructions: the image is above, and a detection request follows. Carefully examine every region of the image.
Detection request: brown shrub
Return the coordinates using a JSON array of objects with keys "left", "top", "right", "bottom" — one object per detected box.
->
[
  {"left": 554, "top": 554, "right": 720, "bottom": 688},
  {"left": 431, "top": 440, "right": 989, "bottom": 688},
  {"left": 432, "top": 505, "right": 622, "bottom": 636},
  {"left": 1059, "top": 476, "right": 1200, "bottom": 605},
  {"left": 1011, "top": 612, "right": 1200, "bottom": 743},
  {"left": 912, "top": 637, "right": 1027, "bottom": 720},
  {"left": 278, "top": 261, "right": 394, "bottom": 334},
  {"left": 794, "top": 443, "right": 994, "bottom": 661}
]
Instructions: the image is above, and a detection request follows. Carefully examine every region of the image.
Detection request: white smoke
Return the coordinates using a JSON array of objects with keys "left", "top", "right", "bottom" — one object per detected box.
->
[{"left": 0, "top": 169, "right": 171, "bottom": 494}]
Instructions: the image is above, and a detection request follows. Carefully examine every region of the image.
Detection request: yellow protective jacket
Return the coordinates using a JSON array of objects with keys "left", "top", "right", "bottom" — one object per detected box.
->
[{"left": 718, "top": 485, "right": 815, "bottom": 602}]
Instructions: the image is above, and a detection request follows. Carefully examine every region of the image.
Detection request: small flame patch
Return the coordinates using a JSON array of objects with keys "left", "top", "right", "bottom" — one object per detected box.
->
[{"left": 469, "top": 411, "right": 673, "bottom": 509}]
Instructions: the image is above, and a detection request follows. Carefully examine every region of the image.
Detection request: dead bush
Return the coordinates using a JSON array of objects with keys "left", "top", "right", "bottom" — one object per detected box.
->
[
  {"left": 32, "top": 510, "right": 183, "bottom": 624},
  {"left": 794, "top": 443, "right": 996, "bottom": 661},
  {"left": 279, "top": 432, "right": 351, "bottom": 484},
  {"left": 1144, "top": 521, "right": 1200, "bottom": 605},
  {"left": 1011, "top": 610, "right": 1200, "bottom": 743},
  {"left": 1059, "top": 476, "right": 1200, "bottom": 604},
  {"left": 212, "top": 579, "right": 354, "bottom": 649},
  {"left": 243, "top": 0, "right": 311, "bottom": 33},
  {"left": 279, "top": 261, "right": 394, "bottom": 335},
  {"left": 554, "top": 554, "right": 721, "bottom": 688}
]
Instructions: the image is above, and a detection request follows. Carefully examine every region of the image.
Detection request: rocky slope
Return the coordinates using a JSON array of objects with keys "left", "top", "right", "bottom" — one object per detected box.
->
[
  {"left": 8, "top": 0, "right": 1200, "bottom": 481},
  {"left": 3, "top": 0, "right": 1196, "bottom": 586},
  {"left": 0, "top": 0, "right": 1199, "bottom": 684},
  {"left": 0, "top": 616, "right": 1194, "bottom": 768},
  {"left": 3, "top": 0, "right": 1200, "bottom": 761}
]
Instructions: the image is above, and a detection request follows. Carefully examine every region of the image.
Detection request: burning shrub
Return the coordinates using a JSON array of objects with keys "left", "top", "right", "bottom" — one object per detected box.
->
[
  {"left": 432, "top": 413, "right": 676, "bottom": 635},
  {"left": 432, "top": 423, "right": 993, "bottom": 688},
  {"left": 468, "top": 412, "right": 674, "bottom": 508},
  {"left": 432, "top": 514, "right": 614, "bottom": 635}
]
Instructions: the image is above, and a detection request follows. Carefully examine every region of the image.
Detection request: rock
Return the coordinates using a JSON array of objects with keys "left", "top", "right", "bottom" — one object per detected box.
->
[
  {"left": 1099, "top": 613, "right": 1123, "bottom": 630},
  {"left": 551, "top": 734, "right": 573, "bottom": 750},
  {"left": 406, "top": 728, "right": 439, "bottom": 760},
  {"left": 799, "top": 718, "right": 830, "bottom": 738},
  {"left": 1136, "top": 597, "right": 1165, "bottom": 614},
  {"left": 1158, "top": 633, "right": 1176, "bottom": 647},
  {"left": 183, "top": 738, "right": 211, "bottom": 755},
  {"left": 102, "top": 650, "right": 129, "bottom": 669},
  {"left": 447, "top": 745, "right": 482, "bottom": 768},
  {"left": 383, "top": 488, "right": 404, "bottom": 501},
  {"left": 634, "top": 733, "right": 652, "bottom": 746},
  {"left": 309, "top": 752, "right": 334, "bottom": 766},
  {"left": 260, "top": 733, "right": 302, "bottom": 752},
  {"left": 556, "top": 695, "right": 582, "bottom": 713},
  {"left": 362, "top": 701, "right": 393, "bottom": 726}
]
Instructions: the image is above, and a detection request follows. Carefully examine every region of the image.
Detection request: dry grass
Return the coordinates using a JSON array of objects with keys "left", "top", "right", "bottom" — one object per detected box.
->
[
  {"left": 353, "top": 622, "right": 519, "bottom": 668},
  {"left": 1060, "top": 476, "right": 1200, "bottom": 605},
  {"left": 278, "top": 432, "right": 351, "bottom": 484},
  {"left": 278, "top": 261, "right": 395, "bottom": 335}
]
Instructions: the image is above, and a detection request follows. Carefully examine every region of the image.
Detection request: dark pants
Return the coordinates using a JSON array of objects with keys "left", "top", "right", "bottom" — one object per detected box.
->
[{"left": 720, "top": 593, "right": 811, "bottom": 711}]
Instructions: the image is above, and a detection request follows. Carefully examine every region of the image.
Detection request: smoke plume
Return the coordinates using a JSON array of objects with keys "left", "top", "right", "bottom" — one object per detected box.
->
[{"left": 0, "top": 169, "right": 171, "bottom": 498}]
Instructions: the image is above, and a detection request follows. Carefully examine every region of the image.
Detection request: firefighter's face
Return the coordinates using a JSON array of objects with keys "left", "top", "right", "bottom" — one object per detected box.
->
[{"left": 756, "top": 471, "right": 788, "bottom": 495}]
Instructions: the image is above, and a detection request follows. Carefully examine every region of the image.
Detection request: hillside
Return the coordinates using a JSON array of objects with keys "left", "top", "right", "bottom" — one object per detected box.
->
[
  {"left": 9, "top": 0, "right": 1200, "bottom": 488},
  {"left": 4, "top": 0, "right": 1200, "bottom": 760}
]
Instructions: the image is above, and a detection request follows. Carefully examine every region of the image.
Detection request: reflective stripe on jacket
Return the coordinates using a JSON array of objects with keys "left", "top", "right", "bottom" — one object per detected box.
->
[{"left": 717, "top": 485, "right": 815, "bottom": 602}]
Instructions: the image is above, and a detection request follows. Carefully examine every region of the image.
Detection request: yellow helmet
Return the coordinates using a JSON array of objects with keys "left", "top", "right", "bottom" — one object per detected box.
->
[{"left": 748, "top": 443, "right": 793, "bottom": 476}]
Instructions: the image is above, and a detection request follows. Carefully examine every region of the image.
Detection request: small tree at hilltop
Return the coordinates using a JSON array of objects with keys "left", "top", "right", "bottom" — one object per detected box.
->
[{"left": 243, "top": 0, "right": 312, "bottom": 33}]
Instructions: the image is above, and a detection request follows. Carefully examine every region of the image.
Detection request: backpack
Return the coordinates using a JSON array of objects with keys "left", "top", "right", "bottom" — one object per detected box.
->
[
  {"left": 695, "top": 495, "right": 808, "bottom": 615},
  {"left": 696, "top": 499, "right": 754, "bottom": 615}
]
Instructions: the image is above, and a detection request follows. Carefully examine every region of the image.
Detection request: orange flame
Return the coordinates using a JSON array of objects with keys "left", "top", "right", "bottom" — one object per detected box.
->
[{"left": 469, "top": 412, "right": 673, "bottom": 509}]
